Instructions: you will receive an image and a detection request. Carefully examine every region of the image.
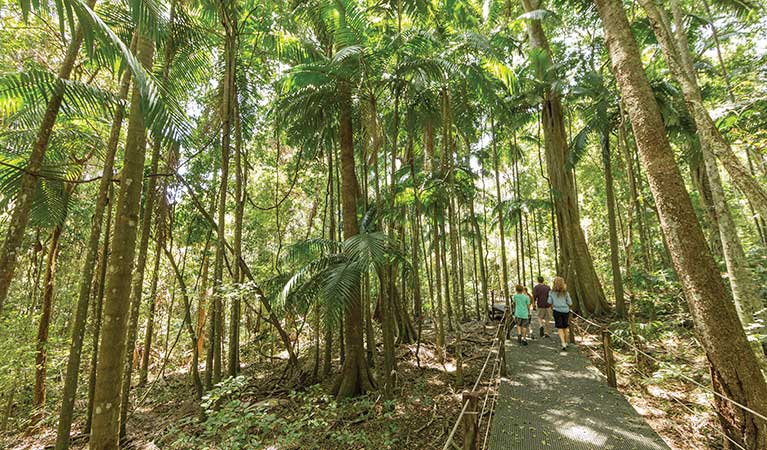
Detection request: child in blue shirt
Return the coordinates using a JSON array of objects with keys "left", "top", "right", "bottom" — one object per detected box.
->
[{"left": 513, "top": 284, "right": 532, "bottom": 345}]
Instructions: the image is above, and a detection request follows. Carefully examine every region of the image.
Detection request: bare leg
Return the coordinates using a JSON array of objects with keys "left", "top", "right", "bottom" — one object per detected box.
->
[{"left": 558, "top": 328, "right": 567, "bottom": 349}]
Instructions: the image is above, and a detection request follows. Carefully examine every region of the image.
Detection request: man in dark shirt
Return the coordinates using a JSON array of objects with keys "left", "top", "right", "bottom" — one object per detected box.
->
[{"left": 533, "top": 276, "right": 552, "bottom": 338}]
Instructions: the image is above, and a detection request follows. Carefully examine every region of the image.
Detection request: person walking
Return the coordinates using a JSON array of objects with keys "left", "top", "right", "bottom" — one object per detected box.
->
[
  {"left": 532, "top": 276, "right": 551, "bottom": 338},
  {"left": 548, "top": 277, "right": 573, "bottom": 351},
  {"left": 513, "top": 285, "right": 532, "bottom": 345}
]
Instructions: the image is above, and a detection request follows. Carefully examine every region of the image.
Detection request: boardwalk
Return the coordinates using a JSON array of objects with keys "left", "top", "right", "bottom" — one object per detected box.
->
[{"left": 488, "top": 335, "right": 671, "bottom": 450}]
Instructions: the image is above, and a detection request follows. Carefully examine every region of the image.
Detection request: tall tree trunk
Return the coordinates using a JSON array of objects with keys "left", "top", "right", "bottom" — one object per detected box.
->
[
  {"left": 32, "top": 220, "right": 66, "bottom": 424},
  {"left": 118, "top": 119, "right": 162, "bottom": 442},
  {"left": 332, "top": 80, "right": 375, "bottom": 399},
  {"left": 407, "top": 134, "right": 423, "bottom": 321},
  {"left": 54, "top": 60, "right": 131, "bottom": 450},
  {"left": 139, "top": 235, "right": 163, "bottom": 386},
  {"left": 618, "top": 102, "right": 652, "bottom": 272},
  {"left": 162, "top": 245, "right": 203, "bottom": 399},
  {"left": 323, "top": 145, "right": 336, "bottom": 378},
  {"left": 229, "top": 84, "right": 243, "bottom": 378},
  {"left": 227, "top": 16, "right": 242, "bottom": 379},
  {"left": 425, "top": 123, "right": 446, "bottom": 361},
  {"left": 0, "top": 0, "right": 97, "bottom": 310},
  {"left": 602, "top": 133, "right": 626, "bottom": 317},
  {"left": 522, "top": 0, "right": 609, "bottom": 315},
  {"left": 210, "top": 15, "right": 235, "bottom": 386},
  {"left": 469, "top": 198, "right": 489, "bottom": 317},
  {"left": 89, "top": 30, "right": 154, "bottom": 450},
  {"left": 491, "top": 118, "right": 511, "bottom": 314},
  {"left": 690, "top": 155, "right": 725, "bottom": 258},
  {"left": 594, "top": 0, "right": 767, "bottom": 447},
  {"left": 86, "top": 185, "right": 114, "bottom": 435}
]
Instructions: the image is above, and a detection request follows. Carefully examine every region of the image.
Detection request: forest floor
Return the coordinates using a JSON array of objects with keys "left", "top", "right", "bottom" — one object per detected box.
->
[
  {"left": 4, "top": 319, "right": 501, "bottom": 450},
  {"left": 3, "top": 314, "right": 725, "bottom": 450},
  {"left": 573, "top": 313, "right": 725, "bottom": 450}
]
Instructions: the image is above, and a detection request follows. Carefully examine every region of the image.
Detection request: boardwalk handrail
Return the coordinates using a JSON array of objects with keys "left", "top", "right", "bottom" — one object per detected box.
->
[
  {"left": 570, "top": 311, "right": 767, "bottom": 425},
  {"left": 442, "top": 317, "right": 508, "bottom": 450}
]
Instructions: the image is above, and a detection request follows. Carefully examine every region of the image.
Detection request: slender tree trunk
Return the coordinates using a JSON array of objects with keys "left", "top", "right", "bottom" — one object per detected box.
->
[
  {"left": 407, "top": 134, "right": 424, "bottom": 321},
  {"left": 32, "top": 221, "right": 65, "bottom": 424},
  {"left": 332, "top": 80, "right": 375, "bottom": 399},
  {"left": 425, "top": 123, "right": 446, "bottom": 361},
  {"left": 162, "top": 245, "right": 203, "bottom": 399},
  {"left": 86, "top": 185, "right": 114, "bottom": 435},
  {"left": 89, "top": 30, "right": 154, "bottom": 450},
  {"left": 54, "top": 58, "right": 131, "bottom": 449},
  {"left": 210, "top": 16, "right": 235, "bottom": 386},
  {"left": 323, "top": 145, "right": 335, "bottom": 378},
  {"left": 491, "top": 118, "right": 511, "bottom": 314},
  {"left": 118, "top": 121, "right": 162, "bottom": 442},
  {"left": 469, "top": 199, "right": 489, "bottom": 317},
  {"left": 0, "top": 0, "right": 97, "bottom": 310},
  {"left": 139, "top": 236, "right": 162, "bottom": 386},
  {"left": 602, "top": 134, "right": 626, "bottom": 317},
  {"left": 690, "top": 155, "right": 724, "bottom": 258},
  {"left": 227, "top": 17, "right": 242, "bottom": 379},
  {"left": 594, "top": 0, "right": 767, "bottom": 447}
]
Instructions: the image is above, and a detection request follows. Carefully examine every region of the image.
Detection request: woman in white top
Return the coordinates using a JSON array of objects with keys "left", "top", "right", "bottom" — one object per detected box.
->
[{"left": 547, "top": 277, "right": 573, "bottom": 351}]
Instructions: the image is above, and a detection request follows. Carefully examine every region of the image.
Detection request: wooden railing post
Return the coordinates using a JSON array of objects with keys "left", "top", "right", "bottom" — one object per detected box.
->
[
  {"left": 461, "top": 391, "right": 481, "bottom": 450},
  {"left": 499, "top": 328, "right": 507, "bottom": 378},
  {"left": 602, "top": 329, "right": 617, "bottom": 388}
]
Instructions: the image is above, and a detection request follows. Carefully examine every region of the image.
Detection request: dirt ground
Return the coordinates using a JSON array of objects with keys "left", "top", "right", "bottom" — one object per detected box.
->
[{"left": 2, "top": 320, "right": 503, "bottom": 450}]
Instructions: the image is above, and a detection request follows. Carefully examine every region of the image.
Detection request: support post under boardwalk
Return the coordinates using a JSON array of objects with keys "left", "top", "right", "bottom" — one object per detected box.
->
[
  {"left": 461, "top": 390, "right": 481, "bottom": 450},
  {"left": 602, "top": 329, "right": 617, "bottom": 388}
]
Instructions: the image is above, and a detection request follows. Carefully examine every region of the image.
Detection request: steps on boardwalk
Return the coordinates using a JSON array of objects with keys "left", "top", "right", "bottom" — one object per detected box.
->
[{"left": 488, "top": 337, "right": 671, "bottom": 450}]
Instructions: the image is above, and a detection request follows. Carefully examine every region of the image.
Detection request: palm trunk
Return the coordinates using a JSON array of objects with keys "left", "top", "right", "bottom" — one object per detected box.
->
[
  {"left": 407, "top": 134, "right": 423, "bottom": 321},
  {"left": 86, "top": 185, "right": 114, "bottom": 435},
  {"left": 139, "top": 236, "right": 163, "bottom": 386},
  {"left": 602, "top": 133, "right": 626, "bottom": 317},
  {"left": 54, "top": 60, "right": 131, "bottom": 450},
  {"left": 594, "top": 0, "right": 767, "bottom": 447},
  {"left": 491, "top": 118, "right": 511, "bottom": 313},
  {"left": 211, "top": 18, "right": 235, "bottom": 386},
  {"left": 469, "top": 198, "right": 489, "bottom": 317},
  {"left": 425, "top": 123, "right": 446, "bottom": 361},
  {"left": 32, "top": 221, "right": 66, "bottom": 424},
  {"left": 323, "top": 145, "right": 336, "bottom": 377},
  {"left": 332, "top": 80, "right": 375, "bottom": 399},
  {"left": 162, "top": 245, "right": 203, "bottom": 399},
  {"left": 89, "top": 30, "right": 154, "bottom": 450},
  {"left": 227, "top": 18, "right": 242, "bottom": 379}
]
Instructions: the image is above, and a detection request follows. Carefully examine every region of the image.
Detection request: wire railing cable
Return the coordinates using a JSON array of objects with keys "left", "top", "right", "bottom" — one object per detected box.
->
[
  {"left": 442, "top": 317, "right": 508, "bottom": 450},
  {"left": 570, "top": 313, "right": 767, "bottom": 425}
]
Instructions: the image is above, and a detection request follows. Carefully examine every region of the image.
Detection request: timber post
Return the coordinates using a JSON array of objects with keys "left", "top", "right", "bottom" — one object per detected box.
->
[
  {"left": 499, "top": 331, "right": 507, "bottom": 378},
  {"left": 602, "top": 329, "right": 617, "bottom": 388},
  {"left": 461, "top": 390, "right": 481, "bottom": 450}
]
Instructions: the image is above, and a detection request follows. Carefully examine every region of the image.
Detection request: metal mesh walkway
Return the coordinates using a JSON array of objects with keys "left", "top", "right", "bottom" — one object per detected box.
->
[{"left": 488, "top": 336, "right": 671, "bottom": 450}]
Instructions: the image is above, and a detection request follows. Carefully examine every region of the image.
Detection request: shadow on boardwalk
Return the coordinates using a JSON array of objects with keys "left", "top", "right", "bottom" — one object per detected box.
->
[{"left": 488, "top": 336, "right": 671, "bottom": 450}]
